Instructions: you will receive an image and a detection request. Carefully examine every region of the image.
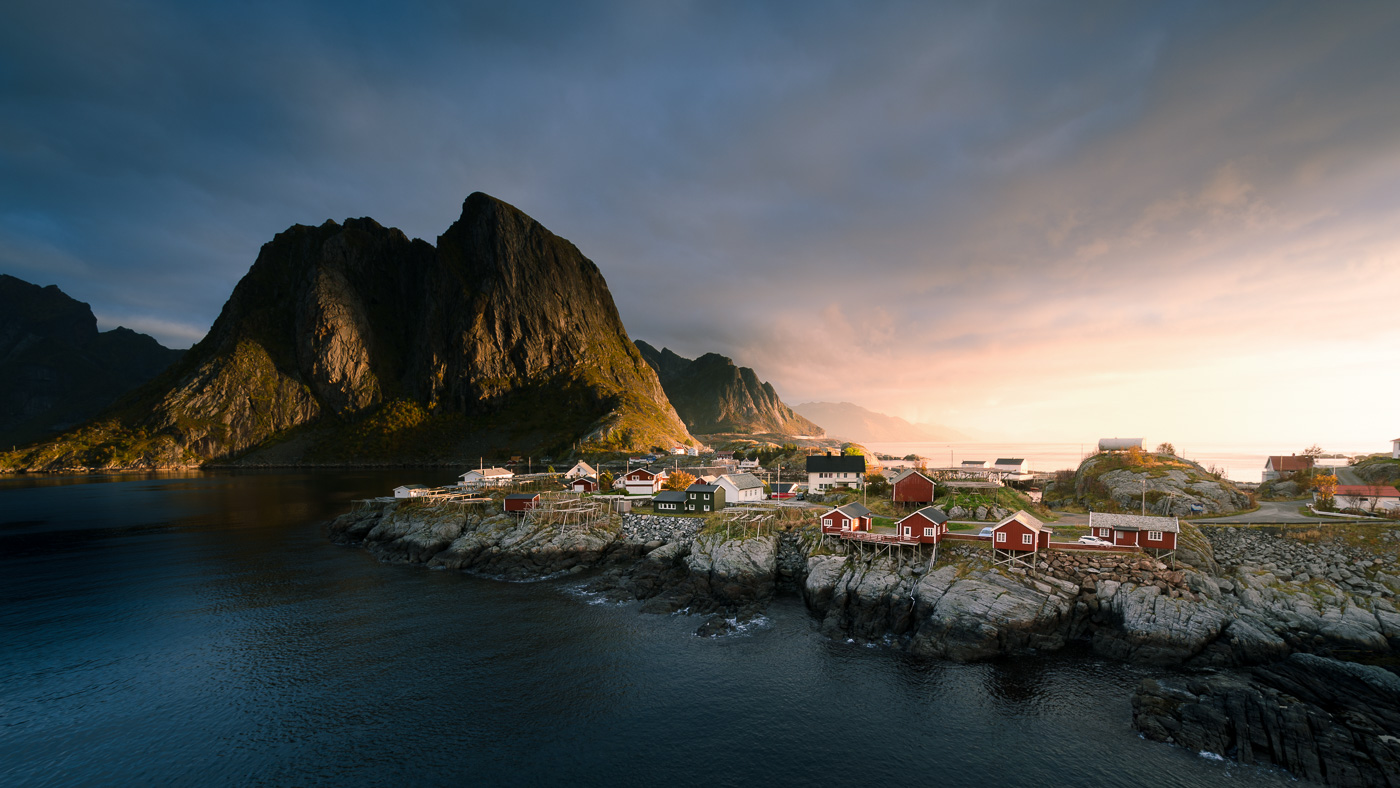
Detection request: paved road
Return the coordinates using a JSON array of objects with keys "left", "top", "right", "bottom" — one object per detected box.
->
[
  {"left": 1194, "top": 499, "right": 1343, "bottom": 524},
  {"left": 1334, "top": 466, "right": 1364, "bottom": 485}
]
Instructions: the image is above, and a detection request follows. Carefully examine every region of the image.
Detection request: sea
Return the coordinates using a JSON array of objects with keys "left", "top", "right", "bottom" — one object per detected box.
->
[
  {"left": 865, "top": 441, "right": 1376, "bottom": 484},
  {"left": 1, "top": 470, "right": 1299, "bottom": 786}
]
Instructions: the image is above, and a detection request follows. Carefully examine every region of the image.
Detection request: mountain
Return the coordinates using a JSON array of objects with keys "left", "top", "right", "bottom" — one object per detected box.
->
[
  {"left": 0, "top": 274, "right": 184, "bottom": 449},
  {"left": 3, "top": 193, "right": 693, "bottom": 471},
  {"left": 791, "top": 401, "right": 969, "bottom": 443},
  {"left": 634, "top": 341, "right": 822, "bottom": 437}
]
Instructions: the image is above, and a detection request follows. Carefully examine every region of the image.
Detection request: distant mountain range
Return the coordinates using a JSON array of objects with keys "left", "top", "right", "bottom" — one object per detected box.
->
[
  {"left": 3, "top": 193, "right": 693, "bottom": 471},
  {"left": 791, "top": 401, "right": 970, "bottom": 444},
  {"left": 634, "top": 342, "right": 822, "bottom": 438},
  {"left": 0, "top": 274, "right": 184, "bottom": 449}
]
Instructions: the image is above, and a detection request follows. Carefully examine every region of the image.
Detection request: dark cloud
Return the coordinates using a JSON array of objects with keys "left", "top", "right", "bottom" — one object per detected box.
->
[{"left": 1, "top": 1, "right": 1397, "bottom": 444}]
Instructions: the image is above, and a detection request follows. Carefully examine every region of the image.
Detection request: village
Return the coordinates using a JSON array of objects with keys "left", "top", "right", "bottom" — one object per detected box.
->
[{"left": 376, "top": 439, "right": 1218, "bottom": 573}]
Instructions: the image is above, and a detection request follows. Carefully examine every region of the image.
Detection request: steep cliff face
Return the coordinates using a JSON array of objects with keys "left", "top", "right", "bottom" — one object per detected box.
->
[
  {"left": 4, "top": 194, "right": 692, "bottom": 471},
  {"left": 634, "top": 341, "right": 821, "bottom": 437},
  {"left": 0, "top": 275, "right": 184, "bottom": 448}
]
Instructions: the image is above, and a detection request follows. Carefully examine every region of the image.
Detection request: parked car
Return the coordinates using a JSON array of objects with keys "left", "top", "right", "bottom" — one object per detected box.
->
[
  {"left": 978, "top": 527, "right": 994, "bottom": 538},
  {"left": 1077, "top": 535, "right": 1111, "bottom": 546}
]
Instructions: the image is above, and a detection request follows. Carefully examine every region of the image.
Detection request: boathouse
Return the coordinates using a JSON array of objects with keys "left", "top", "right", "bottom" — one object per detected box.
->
[
  {"left": 820, "top": 502, "right": 873, "bottom": 533},
  {"left": 504, "top": 493, "right": 540, "bottom": 513},
  {"left": 891, "top": 469, "right": 937, "bottom": 505}
]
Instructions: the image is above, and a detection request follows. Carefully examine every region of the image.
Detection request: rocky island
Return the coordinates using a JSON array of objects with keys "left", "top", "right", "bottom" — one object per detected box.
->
[{"left": 327, "top": 494, "right": 1400, "bottom": 786}]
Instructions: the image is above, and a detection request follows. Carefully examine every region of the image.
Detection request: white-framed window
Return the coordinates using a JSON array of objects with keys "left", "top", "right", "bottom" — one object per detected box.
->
[
  {"left": 822, "top": 518, "right": 832, "bottom": 527},
  {"left": 1022, "top": 533, "right": 1033, "bottom": 545},
  {"left": 996, "top": 532, "right": 1006, "bottom": 543},
  {"left": 689, "top": 493, "right": 695, "bottom": 498},
  {"left": 904, "top": 527, "right": 911, "bottom": 537},
  {"left": 1148, "top": 530, "right": 1163, "bottom": 541},
  {"left": 704, "top": 506, "right": 710, "bottom": 512},
  {"left": 924, "top": 527, "right": 935, "bottom": 537}
]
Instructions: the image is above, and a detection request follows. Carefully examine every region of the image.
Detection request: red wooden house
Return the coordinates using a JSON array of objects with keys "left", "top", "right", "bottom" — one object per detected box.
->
[
  {"left": 819, "top": 502, "right": 874, "bottom": 533},
  {"left": 569, "top": 476, "right": 599, "bottom": 493},
  {"left": 892, "top": 469, "right": 937, "bottom": 505},
  {"left": 989, "top": 510, "right": 1049, "bottom": 567},
  {"left": 896, "top": 506, "right": 948, "bottom": 544},
  {"left": 504, "top": 493, "right": 540, "bottom": 513},
  {"left": 1087, "top": 513, "right": 1178, "bottom": 551}
]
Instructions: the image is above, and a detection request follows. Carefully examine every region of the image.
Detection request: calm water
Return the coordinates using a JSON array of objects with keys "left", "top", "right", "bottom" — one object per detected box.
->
[{"left": 1, "top": 471, "right": 1294, "bottom": 787}]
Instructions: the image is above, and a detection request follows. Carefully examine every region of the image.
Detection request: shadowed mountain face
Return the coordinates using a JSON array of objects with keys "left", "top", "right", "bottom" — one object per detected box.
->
[
  {"left": 0, "top": 275, "right": 184, "bottom": 448},
  {"left": 634, "top": 341, "right": 822, "bottom": 438},
  {"left": 4, "top": 193, "right": 692, "bottom": 471}
]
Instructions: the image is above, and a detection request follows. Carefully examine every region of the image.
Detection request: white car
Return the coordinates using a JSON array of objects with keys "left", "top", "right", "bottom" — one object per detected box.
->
[
  {"left": 1077, "top": 535, "right": 1111, "bottom": 546},
  {"left": 978, "top": 527, "right": 994, "bottom": 538}
]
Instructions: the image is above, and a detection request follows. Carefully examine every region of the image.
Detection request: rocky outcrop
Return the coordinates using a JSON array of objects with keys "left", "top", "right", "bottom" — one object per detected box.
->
[
  {"left": 1067, "top": 453, "right": 1251, "bottom": 516},
  {"left": 6, "top": 194, "right": 693, "bottom": 471},
  {"left": 1132, "top": 654, "right": 1400, "bottom": 787},
  {"left": 634, "top": 341, "right": 821, "bottom": 437},
  {"left": 0, "top": 274, "right": 183, "bottom": 449}
]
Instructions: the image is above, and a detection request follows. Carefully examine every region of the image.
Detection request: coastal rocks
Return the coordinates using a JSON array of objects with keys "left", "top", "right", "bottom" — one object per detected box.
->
[
  {"left": 680, "top": 533, "right": 779, "bottom": 607},
  {"left": 908, "top": 568, "right": 1078, "bottom": 661},
  {"left": 1132, "top": 654, "right": 1400, "bottom": 787},
  {"left": 619, "top": 514, "right": 705, "bottom": 544},
  {"left": 1092, "top": 582, "right": 1229, "bottom": 664}
]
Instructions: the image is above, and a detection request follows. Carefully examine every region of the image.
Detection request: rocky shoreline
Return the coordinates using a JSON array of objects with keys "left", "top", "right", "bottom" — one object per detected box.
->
[{"left": 328, "top": 501, "right": 1400, "bottom": 785}]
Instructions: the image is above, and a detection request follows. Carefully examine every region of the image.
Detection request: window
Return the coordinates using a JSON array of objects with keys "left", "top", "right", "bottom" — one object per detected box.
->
[
  {"left": 1022, "top": 533, "right": 1033, "bottom": 545},
  {"left": 1148, "top": 530, "right": 1163, "bottom": 541},
  {"left": 904, "top": 527, "right": 911, "bottom": 537},
  {"left": 822, "top": 518, "right": 832, "bottom": 527},
  {"left": 689, "top": 493, "right": 695, "bottom": 499},
  {"left": 704, "top": 506, "right": 710, "bottom": 512},
  {"left": 924, "top": 527, "right": 935, "bottom": 537},
  {"left": 996, "top": 532, "right": 1006, "bottom": 543}
]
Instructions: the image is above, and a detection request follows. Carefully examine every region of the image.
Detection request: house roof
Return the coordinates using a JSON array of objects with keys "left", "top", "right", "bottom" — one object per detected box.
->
[
  {"left": 653, "top": 490, "right": 688, "bottom": 503},
  {"left": 721, "top": 472, "right": 765, "bottom": 490},
  {"left": 1088, "top": 512, "right": 1180, "bottom": 532},
  {"left": 899, "top": 506, "right": 949, "bottom": 526},
  {"left": 395, "top": 484, "right": 426, "bottom": 490},
  {"left": 462, "top": 467, "right": 512, "bottom": 477},
  {"left": 626, "top": 468, "right": 659, "bottom": 479},
  {"left": 806, "top": 453, "right": 866, "bottom": 473},
  {"left": 573, "top": 476, "right": 598, "bottom": 485},
  {"left": 773, "top": 482, "right": 798, "bottom": 494},
  {"left": 568, "top": 461, "right": 596, "bottom": 473},
  {"left": 830, "top": 502, "right": 873, "bottom": 519},
  {"left": 993, "top": 458, "right": 1026, "bottom": 466},
  {"left": 992, "top": 509, "right": 1046, "bottom": 533},
  {"left": 687, "top": 484, "right": 720, "bottom": 493},
  {"left": 1265, "top": 455, "right": 1313, "bottom": 472},
  {"left": 892, "top": 468, "right": 934, "bottom": 485},
  {"left": 505, "top": 493, "right": 539, "bottom": 500},
  {"left": 1335, "top": 485, "right": 1400, "bottom": 498}
]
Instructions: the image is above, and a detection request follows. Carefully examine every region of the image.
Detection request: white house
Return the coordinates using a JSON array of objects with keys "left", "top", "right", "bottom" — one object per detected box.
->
[
  {"left": 562, "top": 461, "right": 597, "bottom": 480},
  {"left": 459, "top": 467, "right": 514, "bottom": 487},
  {"left": 738, "top": 458, "right": 761, "bottom": 471},
  {"left": 1392, "top": 437, "right": 1399, "bottom": 460},
  {"left": 716, "top": 472, "right": 766, "bottom": 505},
  {"left": 623, "top": 467, "right": 665, "bottom": 496},
  {"left": 961, "top": 460, "right": 988, "bottom": 468},
  {"left": 671, "top": 446, "right": 688, "bottom": 455},
  {"left": 806, "top": 452, "right": 866, "bottom": 492},
  {"left": 1331, "top": 485, "right": 1400, "bottom": 513},
  {"left": 992, "top": 458, "right": 1031, "bottom": 480},
  {"left": 394, "top": 484, "right": 429, "bottom": 499}
]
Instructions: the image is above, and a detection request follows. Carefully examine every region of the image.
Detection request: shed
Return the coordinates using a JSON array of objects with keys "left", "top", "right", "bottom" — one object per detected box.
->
[
  {"left": 394, "top": 484, "right": 428, "bottom": 499},
  {"left": 504, "top": 493, "right": 540, "bottom": 513},
  {"left": 989, "top": 510, "right": 1050, "bottom": 568},
  {"left": 570, "top": 476, "right": 599, "bottom": 493},
  {"left": 892, "top": 469, "right": 937, "bottom": 504}
]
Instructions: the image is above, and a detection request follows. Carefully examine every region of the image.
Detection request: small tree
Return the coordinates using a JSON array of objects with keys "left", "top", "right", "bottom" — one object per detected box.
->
[
  {"left": 1313, "top": 473, "right": 1338, "bottom": 509},
  {"left": 598, "top": 470, "right": 614, "bottom": 490},
  {"left": 1156, "top": 442, "right": 1175, "bottom": 456},
  {"left": 1302, "top": 444, "right": 1325, "bottom": 459},
  {"left": 1126, "top": 445, "right": 1144, "bottom": 466},
  {"left": 842, "top": 445, "right": 864, "bottom": 456},
  {"left": 663, "top": 471, "right": 696, "bottom": 491},
  {"left": 866, "top": 472, "right": 890, "bottom": 496}
]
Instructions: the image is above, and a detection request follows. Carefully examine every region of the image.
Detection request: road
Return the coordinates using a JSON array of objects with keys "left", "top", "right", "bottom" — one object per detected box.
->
[{"left": 1194, "top": 498, "right": 1341, "bottom": 524}]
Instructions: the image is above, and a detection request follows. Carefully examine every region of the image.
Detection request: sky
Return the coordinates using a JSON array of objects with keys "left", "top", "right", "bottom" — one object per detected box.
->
[{"left": 3, "top": 1, "right": 1398, "bottom": 450}]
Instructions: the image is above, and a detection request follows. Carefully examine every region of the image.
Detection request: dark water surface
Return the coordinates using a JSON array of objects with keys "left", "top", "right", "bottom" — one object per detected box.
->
[{"left": 1, "top": 471, "right": 1291, "bottom": 786}]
